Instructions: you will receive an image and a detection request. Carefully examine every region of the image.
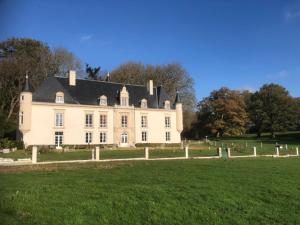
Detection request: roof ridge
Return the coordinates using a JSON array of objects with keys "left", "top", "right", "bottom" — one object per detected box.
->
[{"left": 54, "top": 76, "right": 150, "bottom": 88}]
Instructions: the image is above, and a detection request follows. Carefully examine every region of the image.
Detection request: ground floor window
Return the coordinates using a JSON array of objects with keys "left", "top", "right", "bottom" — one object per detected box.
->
[
  {"left": 121, "top": 133, "right": 128, "bottom": 144},
  {"left": 100, "top": 132, "right": 106, "bottom": 143},
  {"left": 166, "top": 131, "right": 171, "bottom": 142},
  {"left": 55, "top": 132, "right": 63, "bottom": 147},
  {"left": 85, "top": 132, "right": 92, "bottom": 144},
  {"left": 141, "top": 131, "right": 147, "bottom": 142}
]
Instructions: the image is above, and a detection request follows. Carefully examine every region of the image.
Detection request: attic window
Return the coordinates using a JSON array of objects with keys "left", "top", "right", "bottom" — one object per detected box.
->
[
  {"left": 141, "top": 99, "right": 147, "bottom": 109},
  {"left": 55, "top": 92, "right": 64, "bottom": 104},
  {"left": 120, "top": 86, "right": 129, "bottom": 107},
  {"left": 164, "top": 100, "right": 170, "bottom": 110},
  {"left": 99, "top": 95, "right": 107, "bottom": 106}
]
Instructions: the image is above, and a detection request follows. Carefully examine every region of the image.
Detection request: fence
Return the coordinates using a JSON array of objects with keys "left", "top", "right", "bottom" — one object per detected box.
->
[{"left": 0, "top": 145, "right": 299, "bottom": 166}]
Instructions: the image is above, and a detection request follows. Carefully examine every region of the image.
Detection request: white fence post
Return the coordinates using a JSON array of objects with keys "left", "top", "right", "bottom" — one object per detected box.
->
[
  {"left": 92, "top": 149, "right": 95, "bottom": 160},
  {"left": 227, "top": 148, "right": 231, "bottom": 158},
  {"left": 185, "top": 146, "right": 189, "bottom": 158},
  {"left": 96, "top": 146, "right": 100, "bottom": 161},
  {"left": 276, "top": 147, "right": 279, "bottom": 157},
  {"left": 253, "top": 146, "right": 257, "bottom": 157},
  {"left": 296, "top": 147, "right": 299, "bottom": 156},
  {"left": 285, "top": 144, "right": 288, "bottom": 150},
  {"left": 32, "top": 146, "right": 37, "bottom": 164},
  {"left": 145, "top": 147, "right": 149, "bottom": 160},
  {"left": 218, "top": 147, "right": 222, "bottom": 158}
]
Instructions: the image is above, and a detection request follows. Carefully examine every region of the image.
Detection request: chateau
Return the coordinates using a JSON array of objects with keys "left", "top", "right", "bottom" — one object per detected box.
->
[{"left": 19, "top": 71, "right": 183, "bottom": 148}]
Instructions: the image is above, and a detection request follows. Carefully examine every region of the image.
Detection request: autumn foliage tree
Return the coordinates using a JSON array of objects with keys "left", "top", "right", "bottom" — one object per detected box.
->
[{"left": 196, "top": 87, "right": 248, "bottom": 137}]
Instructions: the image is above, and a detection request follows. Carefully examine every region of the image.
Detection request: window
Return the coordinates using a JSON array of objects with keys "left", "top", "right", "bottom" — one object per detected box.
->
[
  {"left": 99, "top": 95, "right": 107, "bottom": 106},
  {"left": 121, "top": 133, "right": 128, "bottom": 144},
  {"left": 20, "top": 111, "right": 24, "bottom": 125},
  {"left": 55, "top": 92, "right": 64, "bottom": 103},
  {"left": 100, "top": 132, "right": 106, "bottom": 143},
  {"left": 164, "top": 101, "right": 170, "bottom": 110},
  {"left": 165, "top": 116, "right": 171, "bottom": 128},
  {"left": 85, "top": 114, "right": 93, "bottom": 127},
  {"left": 55, "top": 132, "right": 63, "bottom": 147},
  {"left": 21, "top": 95, "right": 24, "bottom": 101},
  {"left": 85, "top": 132, "right": 92, "bottom": 144},
  {"left": 166, "top": 132, "right": 171, "bottom": 142},
  {"left": 121, "top": 97, "right": 128, "bottom": 107},
  {"left": 55, "top": 113, "right": 64, "bottom": 127},
  {"left": 121, "top": 115, "right": 128, "bottom": 128},
  {"left": 100, "top": 114, "right": 107, "bottom": 128},
  {"left": 141, "top": 99, "right": 147, "bottom": 108},
  {"left": 141, "top": 131, "right": 147, "bottom": 142},
  {"left": 141, "top": 116, "right": 147, "bottom": 128}
]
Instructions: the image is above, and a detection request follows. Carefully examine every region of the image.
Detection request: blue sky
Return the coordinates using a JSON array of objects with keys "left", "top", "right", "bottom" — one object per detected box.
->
[{"left": 1, "top": 0, "right": 300, "bottom": 100}]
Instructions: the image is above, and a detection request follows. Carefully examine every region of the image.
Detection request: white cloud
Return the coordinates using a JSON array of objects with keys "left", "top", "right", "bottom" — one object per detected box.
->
[
  {"left": 285, "top": 10, "right": 300, "bottom": 21},
  {"left": 266, "top": 70, "right": 289, "bottom": 80},
  {"left": 80, "top": 35, "right": 92, "bottom": 42}
]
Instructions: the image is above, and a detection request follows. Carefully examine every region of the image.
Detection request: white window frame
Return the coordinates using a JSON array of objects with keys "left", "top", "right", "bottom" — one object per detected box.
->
[
  {"left": 166, "top": 131, "right": 171, "bottom": 142},
  {"left": 121, "top": 132, "right": 128, "bottom": 144},
  {"left": 99, "top": 96, "right": 107, "bottom": 106},
  {"left": 164, "top": 101, "right": 170, "bottom": 110},
  {"left": 55, "top": 112, "right": 64, "bottom": 127},
  {"left": 100, "top": 114, "right": 107, "bottom": 128},
  {"left": 100, "top": 132, "right": 107, "bottom": 143},
  {"left": 121, "top": 115, "right": 128, "bottom": 128},
  {"left": 55, "top": 93, "right": 64, "bottom": 104},
  {"left": 141, "top": 99, "right": 147, "bottom": 108},
  {"left": 85, "top": 132, "right": 92, "bottom": 144},
  {"left": 121, "top": 97, "right": 128, "bottom": 107},
  {"left": 85, "top": 114, "right": 93, "bottom": 127},
  {"left": 165, "top": 116, "right": 171, "bottom": 128},
  {"left": 141, "top": 131, "right": 147, "bottom": 142},
  {"left": 141, "top": 115, "right": 147, "bottom": 128},
  {"left": 55, "top": 132, "right": 63, "bottom": 147}
]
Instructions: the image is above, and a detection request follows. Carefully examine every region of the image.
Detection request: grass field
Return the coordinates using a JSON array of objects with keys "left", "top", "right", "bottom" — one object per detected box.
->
[{"left": 1, "top": 157, "right": 300, "bottom": 225}]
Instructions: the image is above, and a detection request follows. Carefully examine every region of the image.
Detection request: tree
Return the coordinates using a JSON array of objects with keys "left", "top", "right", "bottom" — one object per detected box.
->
[
  {"left": 196, "top": 87, "right": 248, "bottom": 137},
  {"left": 0, "top": 38, "right": 56, "bottom": 138},
  {"left": 110, "top": 62, "right": 196, "bottom": 112},
  {"left": 248, "top": 84, "right": 297, "bottom": 138},
  {"left": 86, "top": 64, "right": 101, "bottom": 80},
  {"left": 52, "top": 48, "right": 83, "bottom": 77}
]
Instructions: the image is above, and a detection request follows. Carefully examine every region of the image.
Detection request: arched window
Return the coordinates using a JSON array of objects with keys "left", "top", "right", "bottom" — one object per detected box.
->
[
  {"left": 164, "top": 100, "right": 170, "bottom": 110},
  {"left": 55, "top": 92, "right": 64, "bottom": 103},
  {"left": 99, "top": 95, "right": 107, "bottom": 106},
  {"left": 141, "top": 99, "right": 147, "bottom": 109}
]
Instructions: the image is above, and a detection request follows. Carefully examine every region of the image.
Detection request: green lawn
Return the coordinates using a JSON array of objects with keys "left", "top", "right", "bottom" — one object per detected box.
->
[{"left": 1, "top": 158, "right": 300, "bottom": 225}]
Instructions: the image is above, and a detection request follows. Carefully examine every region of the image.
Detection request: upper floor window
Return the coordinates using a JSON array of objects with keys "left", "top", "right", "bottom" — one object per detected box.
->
[
  {"left": 165, "top": 116, "right": 171, "bottom": 128},
  {"left": 55, "top": 92, "right": 64, "bottom": 104},
  {"left": 55, "top": 112, "right": 64, "bottom": 127},
  {"left": 99, "top": 95, "right": 107, "bottom": 106},
  {"left": 141, "top": 99, "right": 147, "bottom": 109},
  {"left": 164, "top": 100, "right": 170, "bottom": 110},
  {"left": 100, "top": 114, "right": 107, "bottom": 128},
  {"left": 121, "top": 115, "right": 128, "bottom": 128},
  {"left": 141, "top": 115, "right": 147, "bottom": 128},
  {"left": 85, "top": 114, "right": 93, "bottom": 127},
  {"left": 120, "top": 86, "right": 129, "bottom": 107}
]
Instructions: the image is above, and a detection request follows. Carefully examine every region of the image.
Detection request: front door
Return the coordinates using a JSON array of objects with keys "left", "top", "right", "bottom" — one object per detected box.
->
[
  {"left": 55, "top": 132, "right": 63, "bottom": 148},
  {"left": 120, "top": 132, "right": 128, "bottom": 147}
]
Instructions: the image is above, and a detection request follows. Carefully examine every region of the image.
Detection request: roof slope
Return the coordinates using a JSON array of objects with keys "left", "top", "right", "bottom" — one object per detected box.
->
[{"left": 32, "top": 77, "right": 173, "bottom": 109}]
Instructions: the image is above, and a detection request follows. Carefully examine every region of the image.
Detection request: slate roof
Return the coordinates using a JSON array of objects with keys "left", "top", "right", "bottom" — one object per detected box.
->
[{"left": 31, "top": 76, "right": 174, "bottom": 109}]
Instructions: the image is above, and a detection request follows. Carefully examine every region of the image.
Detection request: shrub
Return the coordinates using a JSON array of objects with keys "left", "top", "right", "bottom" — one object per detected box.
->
[{"left": 0, "top": 138, "right": 24, "bottom": 149}]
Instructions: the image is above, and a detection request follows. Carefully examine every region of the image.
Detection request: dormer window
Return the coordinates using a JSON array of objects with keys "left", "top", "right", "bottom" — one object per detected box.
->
[
  {"left": 141, "top": 99, "right": 147, "bottom": 109},
  {"left": 99, "top": 95, "right": 107, "bottom": 106},
  {"left": 120, "top": 86, "right": 129, "bottom": 107},
  {"left": 55, "top": 92, "right": 64, "bottom": 104},
  {"left": 164, "top": 100, "right": 170, "bottom": 110}
]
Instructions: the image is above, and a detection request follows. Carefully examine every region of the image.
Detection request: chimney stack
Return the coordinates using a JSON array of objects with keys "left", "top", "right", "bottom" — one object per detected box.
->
[
  {"left": 69, "top": 70, "right": 76, "bottom": 86},
  {"left": 147, "top": 80, "right": 153, "bottom": 95}
]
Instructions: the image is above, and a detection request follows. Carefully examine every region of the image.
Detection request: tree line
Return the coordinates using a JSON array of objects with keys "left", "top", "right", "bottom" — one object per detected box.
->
[{"left": 0, "top": 37, "right": 299, "bottom": 140}]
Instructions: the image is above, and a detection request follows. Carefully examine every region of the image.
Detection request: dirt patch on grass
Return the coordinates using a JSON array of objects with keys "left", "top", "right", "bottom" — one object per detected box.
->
[{"left": 0, "top": 161, "right": 134, "bottom": 174}]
